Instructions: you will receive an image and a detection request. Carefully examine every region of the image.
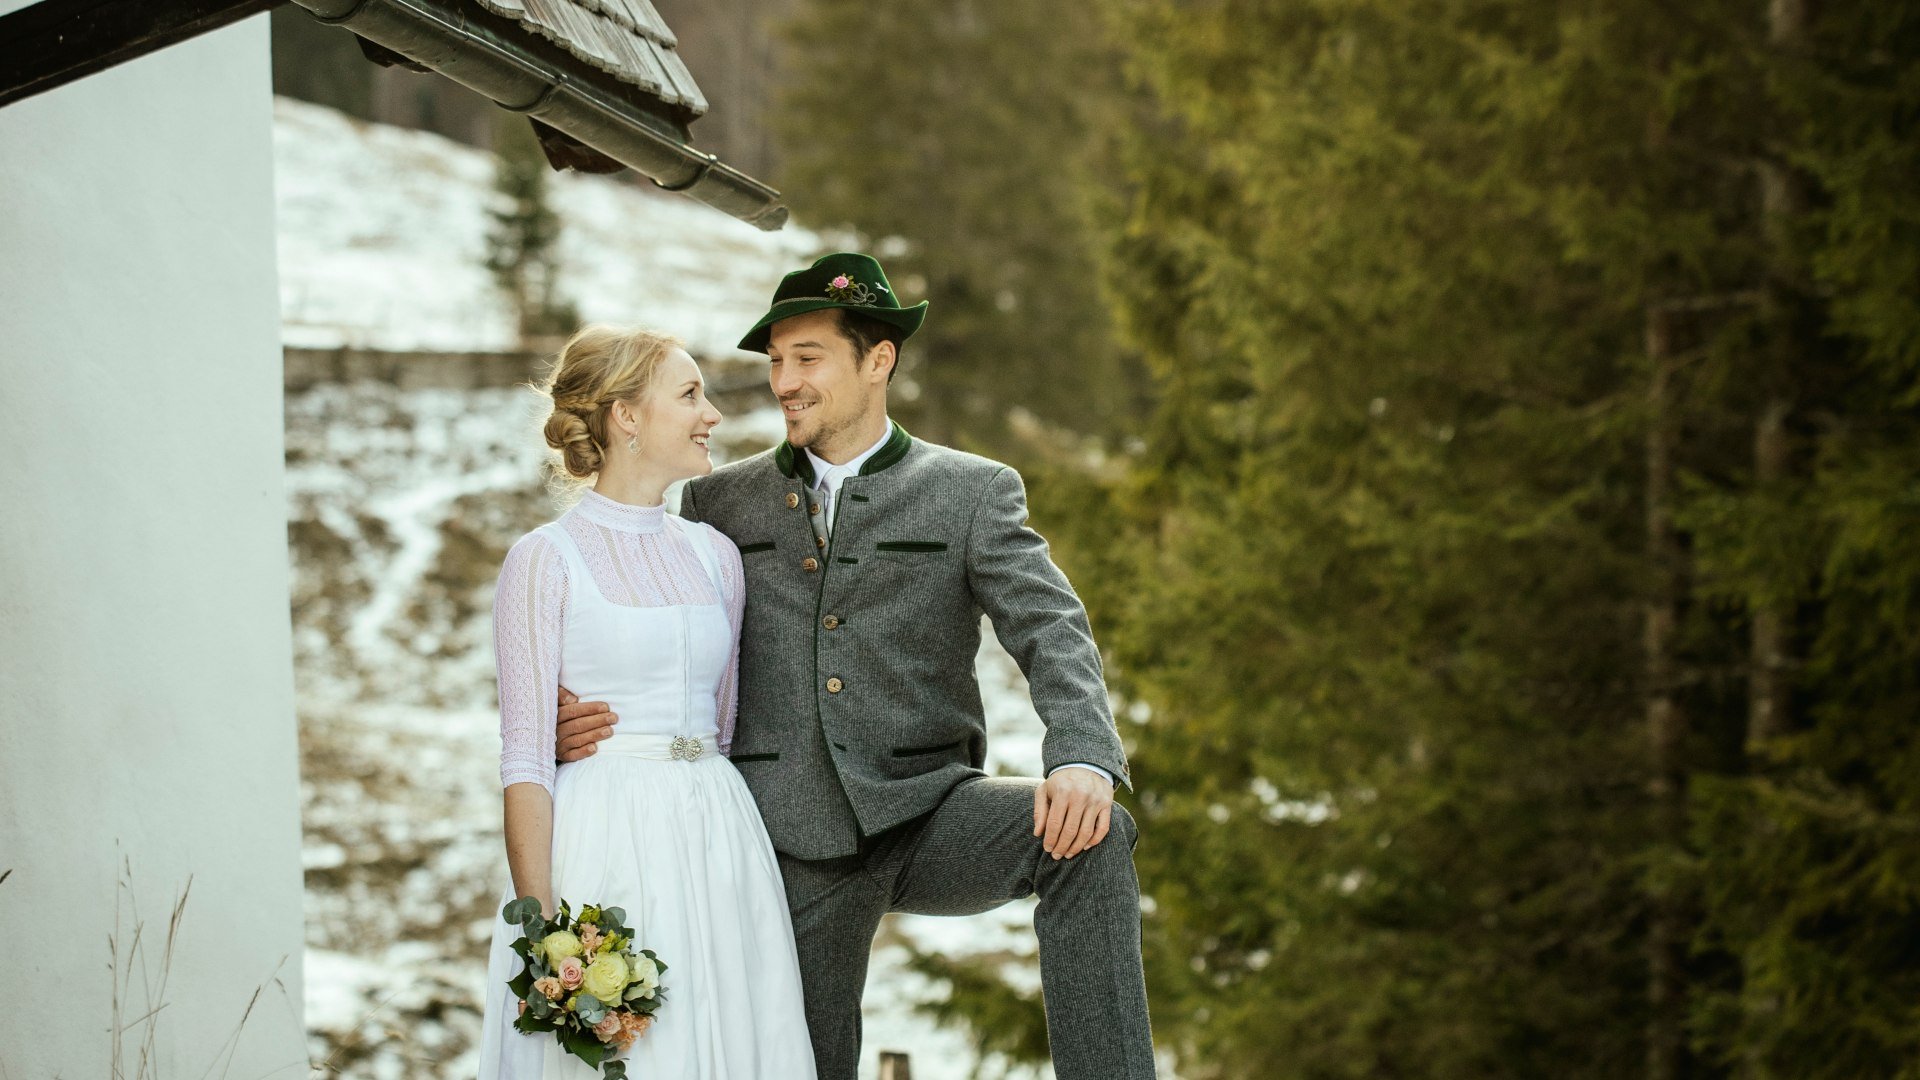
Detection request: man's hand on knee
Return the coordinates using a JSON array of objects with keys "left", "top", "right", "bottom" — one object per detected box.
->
[
  {"left": 1033, "top": 768, "right": 1115, "bottom": 860},
  {"left": 554, "top": 686, "right": 616, "bottom": 762}
]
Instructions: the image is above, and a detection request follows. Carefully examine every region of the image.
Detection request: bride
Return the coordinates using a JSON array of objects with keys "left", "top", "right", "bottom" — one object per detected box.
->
[{"left": 478, "top": 326, "right": 816, "bottom": 1078}]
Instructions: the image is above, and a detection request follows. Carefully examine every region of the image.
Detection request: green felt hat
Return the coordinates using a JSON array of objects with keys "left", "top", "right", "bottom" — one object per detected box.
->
[{"left": 737, "top": 252, "right": 929, "bottom": 354}]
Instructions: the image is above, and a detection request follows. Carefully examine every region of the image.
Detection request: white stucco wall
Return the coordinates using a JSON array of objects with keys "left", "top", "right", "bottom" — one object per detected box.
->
[{"left": 0, "top": 13, "right": 308, "bottom": 1078}]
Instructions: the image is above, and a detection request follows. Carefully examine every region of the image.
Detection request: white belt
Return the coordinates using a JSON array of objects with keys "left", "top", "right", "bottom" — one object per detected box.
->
[{"left": 594, "top": 733, "right": 714, "bottom": 762}]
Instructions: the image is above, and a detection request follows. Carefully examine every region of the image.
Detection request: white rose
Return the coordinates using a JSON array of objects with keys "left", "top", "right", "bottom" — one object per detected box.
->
[{"left": 628, "top": 954, "right": 658, "bottom": 994}]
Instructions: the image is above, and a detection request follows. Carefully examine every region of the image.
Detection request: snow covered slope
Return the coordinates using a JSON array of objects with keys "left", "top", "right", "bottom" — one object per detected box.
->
[
  {"left": 274, "top": 96, "right": 829, "bottom": 356},
  {"left": 276, "top": 100, "right": 1059, "bottom": 1080}
]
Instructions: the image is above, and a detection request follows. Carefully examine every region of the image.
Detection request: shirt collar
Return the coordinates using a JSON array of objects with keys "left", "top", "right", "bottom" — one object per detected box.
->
[
  {"left": 571, "top": 488, "right": 667, "bottom": 533},
  {"left": 804, "top": 421, "right": 894, "bottom": 488}
]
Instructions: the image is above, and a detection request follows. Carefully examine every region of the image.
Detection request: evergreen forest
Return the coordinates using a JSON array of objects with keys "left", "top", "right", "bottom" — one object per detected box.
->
[{"left": 770, "top": 2, "right": 1920, "bottom": 1077}]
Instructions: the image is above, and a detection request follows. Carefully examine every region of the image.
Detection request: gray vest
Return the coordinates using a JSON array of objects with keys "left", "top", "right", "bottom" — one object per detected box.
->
[{"left": 681, "top": 426, "right": 1130, "bottom": 859}]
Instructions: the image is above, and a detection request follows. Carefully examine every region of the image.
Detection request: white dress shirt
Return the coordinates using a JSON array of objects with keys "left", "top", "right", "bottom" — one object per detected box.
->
[
  {"left": 804, "top": 422, "right": 1114, "bottom": 788},
  {"left": 803, "top": 426, "right": 888, "bottom": 534}
]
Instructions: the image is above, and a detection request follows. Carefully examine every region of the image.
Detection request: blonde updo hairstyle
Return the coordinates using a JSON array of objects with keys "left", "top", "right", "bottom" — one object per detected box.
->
[{"left": 541, "top": 325, "right": 683, "bottom": 483}]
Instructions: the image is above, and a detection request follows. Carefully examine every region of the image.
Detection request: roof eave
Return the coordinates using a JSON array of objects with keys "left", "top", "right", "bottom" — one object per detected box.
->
[{"left": 290, "top": 0, "right": 788, "bottom": 231}]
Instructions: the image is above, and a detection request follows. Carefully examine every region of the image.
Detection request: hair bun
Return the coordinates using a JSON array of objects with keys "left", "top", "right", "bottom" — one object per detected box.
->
[{"left": 543, "top": 408, "right": 602, "bottom": 479}]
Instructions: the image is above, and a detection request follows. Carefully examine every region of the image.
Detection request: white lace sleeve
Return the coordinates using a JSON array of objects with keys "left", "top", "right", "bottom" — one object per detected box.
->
[
  {"left": 496, "top": 531, "right": 567, "bottom": 794},
  {"left": 708, "top": 526, "right": 746, "bottom": 755}
]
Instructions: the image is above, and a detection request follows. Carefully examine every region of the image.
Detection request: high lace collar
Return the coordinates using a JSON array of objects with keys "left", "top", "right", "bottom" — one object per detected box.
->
[{"left": 571, "top": 488, "right": 667, "bottom": 534}]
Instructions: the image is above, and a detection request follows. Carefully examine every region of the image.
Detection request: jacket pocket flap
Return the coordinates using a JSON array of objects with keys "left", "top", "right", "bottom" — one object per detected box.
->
[
  {"left": 875, "top": 540, "right": 948, "bottom": 553},
  {"left": 892, "top": 739, "right": 967, "bottom": 758}
]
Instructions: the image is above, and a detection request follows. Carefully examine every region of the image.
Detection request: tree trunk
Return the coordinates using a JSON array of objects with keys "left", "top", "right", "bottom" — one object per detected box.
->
[
  {"left": 1645, "top": 305, "right": 1686, "bottom": 1080},
  {"left": 1737, "top": 3, "right": 1809, "bottom": 1075},
  {"left": 1746, "top": 399, "right": 1791, "bottom": 749},
  {"left": 1748, "top": 0, "right": 1807, "bottom": 754}
]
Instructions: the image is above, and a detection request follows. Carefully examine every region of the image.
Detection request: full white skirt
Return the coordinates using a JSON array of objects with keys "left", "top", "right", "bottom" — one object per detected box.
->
[{"left": 477, "top": 751, "right": 817, "bottom": 1079}]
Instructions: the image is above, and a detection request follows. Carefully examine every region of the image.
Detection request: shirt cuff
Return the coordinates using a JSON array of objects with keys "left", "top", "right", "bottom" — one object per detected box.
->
[{"left": 1047, "top": 762, "right": 1114, "bottom": 785}]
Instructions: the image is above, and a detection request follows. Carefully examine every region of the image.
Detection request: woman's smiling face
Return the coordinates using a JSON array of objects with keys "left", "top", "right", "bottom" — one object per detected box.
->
[{"left": 634, "top": 347, "right": 721, "bottom": 481}]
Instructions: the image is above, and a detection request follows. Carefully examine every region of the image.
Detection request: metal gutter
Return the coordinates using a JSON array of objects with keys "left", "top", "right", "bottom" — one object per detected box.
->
[{"left": 287, "top": 0, "right": 788, "bottom": 230}]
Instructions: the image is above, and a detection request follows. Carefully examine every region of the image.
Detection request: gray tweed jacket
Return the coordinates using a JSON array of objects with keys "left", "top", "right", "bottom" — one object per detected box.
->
[{"left": 680, "top": 424, "right": 1131, "bottom": 860}]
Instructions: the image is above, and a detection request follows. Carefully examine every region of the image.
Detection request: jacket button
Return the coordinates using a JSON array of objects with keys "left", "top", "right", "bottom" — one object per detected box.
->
[
  {"left": 826, "top": 677, "right": 844, "bottom": 693},
  {"left": 786, "top": 492, "right": 800, "bottom": 509},
  {"left": 823, "top": 615, "right": 840, "bottom": 630},
  {"left": 815, "top": 535, "right": 827, "bottom": 549},
  {"left": 802, "top": 557, "right": 819, "bottom": 572},
  {"left": 809, "top": 502, "right": 821, "bottom": 515}
]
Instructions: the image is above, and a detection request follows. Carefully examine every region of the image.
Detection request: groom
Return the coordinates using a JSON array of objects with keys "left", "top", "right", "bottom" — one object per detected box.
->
[{"left": 553, "top": 253, "right": 1155, "bottom": 1080}]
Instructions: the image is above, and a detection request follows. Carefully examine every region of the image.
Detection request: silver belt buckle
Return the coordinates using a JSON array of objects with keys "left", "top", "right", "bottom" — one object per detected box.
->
[{"left": 669, "top": 736, "right": 704, "bottom": 762}]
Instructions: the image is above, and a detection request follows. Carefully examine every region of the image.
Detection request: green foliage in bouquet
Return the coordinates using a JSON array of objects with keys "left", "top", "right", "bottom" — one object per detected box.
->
[{"left": 502, "top": 896, "right": 669, "bottom": 1078}]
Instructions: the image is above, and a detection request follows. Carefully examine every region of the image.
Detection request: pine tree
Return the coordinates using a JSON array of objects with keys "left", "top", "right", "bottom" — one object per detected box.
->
[
  {"left": 1073, "top": 0, "right": 1781, "bottom": 1075},
  {"left": 770, "top": 0, "right": 1146, "bottom": 453},
  {"left": 1684, "top": 4, "right": 1920, "bottom": 1074},
  {"left": 485, "top": 116, "right": 579, "bottom": 346}
]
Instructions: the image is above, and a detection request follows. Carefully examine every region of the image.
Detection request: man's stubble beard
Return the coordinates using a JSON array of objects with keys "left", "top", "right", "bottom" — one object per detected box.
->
[{"left": 793, "top": 400, "right": 856, "bottom": 454}]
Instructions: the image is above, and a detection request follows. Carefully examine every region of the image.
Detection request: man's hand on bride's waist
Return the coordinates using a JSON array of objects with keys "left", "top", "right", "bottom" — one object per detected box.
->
[{"left": 554, "top": 685, "right": 616, "bottom": 763}]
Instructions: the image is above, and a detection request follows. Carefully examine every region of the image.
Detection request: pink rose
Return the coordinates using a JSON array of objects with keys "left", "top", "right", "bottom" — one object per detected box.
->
[
  {"left": 594, "top": 1013, "right": 623, "bottom": 1042},
  {"left": 557, "top": 956, "right": 585, "bottom": 990},
  {"left": 533, "top": 976, "right": 564, "bottom": 1001},
  {"left": 831, "top": 275, "right": 850, "bottom": 289}
]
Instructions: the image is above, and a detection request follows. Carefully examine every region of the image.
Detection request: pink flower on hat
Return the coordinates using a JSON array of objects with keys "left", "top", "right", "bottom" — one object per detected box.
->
[{"left": 830, "top": 274, "right": 851, "bottom": 289}]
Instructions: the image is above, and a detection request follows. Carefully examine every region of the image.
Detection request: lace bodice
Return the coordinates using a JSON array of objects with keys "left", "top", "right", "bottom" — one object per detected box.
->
[{"left": 495, "top": 490, "right": 745, "bottom": 792}]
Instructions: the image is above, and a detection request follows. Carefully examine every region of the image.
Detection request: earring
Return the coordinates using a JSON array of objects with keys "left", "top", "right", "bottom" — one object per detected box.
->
[{"left": 627, "top": 434, "right": 639, "bottom": 454}]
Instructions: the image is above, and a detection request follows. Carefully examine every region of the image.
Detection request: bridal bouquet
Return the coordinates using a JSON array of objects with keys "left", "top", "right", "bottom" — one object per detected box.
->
[{"left": 501, "top": 896, "right": 669, "bottom": 1077}]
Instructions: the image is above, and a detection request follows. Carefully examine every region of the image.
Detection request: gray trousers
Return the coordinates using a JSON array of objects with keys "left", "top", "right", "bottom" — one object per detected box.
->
[{"left": 776, "top": 776, "right": 1156, "bottom": 1080}]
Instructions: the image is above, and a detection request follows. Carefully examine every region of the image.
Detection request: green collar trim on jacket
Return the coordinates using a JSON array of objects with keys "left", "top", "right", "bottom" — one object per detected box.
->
[
  {"left": 775, "top": 422, "right": 913, "bottom": 484},
  {"left": 859, "top": 422, "right": 913, "bottom": 475},
  {"left": 774, "top": 440, "right": 815, "bottom": 485}
]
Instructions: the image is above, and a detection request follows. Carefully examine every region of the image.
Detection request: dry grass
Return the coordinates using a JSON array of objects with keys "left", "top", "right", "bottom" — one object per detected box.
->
[{"left": 7, "top": 857, "right": 304, "bottom": 1080}]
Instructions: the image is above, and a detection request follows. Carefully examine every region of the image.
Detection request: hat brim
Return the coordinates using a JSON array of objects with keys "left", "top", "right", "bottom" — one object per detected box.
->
[{"left": 736, "top": 299, "right": 929, "bottom": 354}]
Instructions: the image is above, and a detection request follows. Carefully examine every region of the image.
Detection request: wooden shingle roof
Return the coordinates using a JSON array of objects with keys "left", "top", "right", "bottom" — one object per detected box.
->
[
  {"left": 471, "top": 0, "right": 709, "bottom": 117},
  {"left": 0, "top": 0, "right": 787, "bottom": 228}
]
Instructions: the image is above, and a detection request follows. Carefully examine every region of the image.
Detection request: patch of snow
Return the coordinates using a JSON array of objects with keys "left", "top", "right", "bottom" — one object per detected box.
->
[{"left": 274, "top": 97, "right": 829, "bottom": 357}]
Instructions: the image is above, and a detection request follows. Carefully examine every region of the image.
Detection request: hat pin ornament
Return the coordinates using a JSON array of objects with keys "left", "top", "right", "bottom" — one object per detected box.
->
[{"left": 825, "top": 274, "right": 878, "bottom": 305}]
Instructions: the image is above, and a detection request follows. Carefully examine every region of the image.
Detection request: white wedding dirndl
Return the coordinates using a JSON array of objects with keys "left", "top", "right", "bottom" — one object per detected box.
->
[{"left": 478, "top": 514, "right": 815, "bottom": 1079}]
